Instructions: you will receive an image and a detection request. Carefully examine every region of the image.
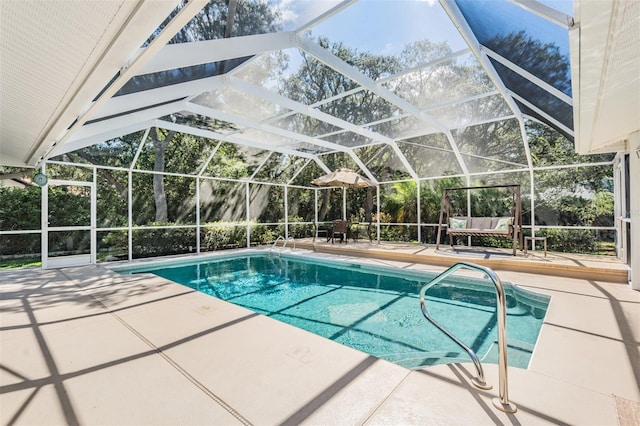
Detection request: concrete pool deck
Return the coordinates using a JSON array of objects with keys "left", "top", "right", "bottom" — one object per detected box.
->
[{"left": 1, "top": 246, "right": 638, "bottom": 425}]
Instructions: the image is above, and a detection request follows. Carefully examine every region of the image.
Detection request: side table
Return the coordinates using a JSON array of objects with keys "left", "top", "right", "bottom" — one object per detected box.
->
[{"left": 524, "top": 236, "right": 547, "bottom": 257}]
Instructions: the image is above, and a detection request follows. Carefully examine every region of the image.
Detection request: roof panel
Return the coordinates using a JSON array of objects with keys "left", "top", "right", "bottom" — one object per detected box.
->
[
  {"left": 191, "top": 86, "right": 290, "bottom": 122},
  {"left": 452, "top": 119, "right": 529, "bottom": 171},
  {"left": 310, "top": 0, "right": 468, "bottom": 78},
  {"left": 490, "top": 59, "right": 573, "bottom": 130},
  {"left": 237, "top": 128, "right": 298, "bottom": 148},
  {"left": 455, "top": 0, "right": 571, "bottom": 95},
  {"left": 316, "top": 89, "right": 401, "bottom": 125},
  {"left": 268, "top": 113, "right": 342, "bottom": 136},
  {"left": 318, "top": 131, "right": 372, "bottom": 148},
  {"left": 233, "top": 47, "right": 361, "bottom": 100},
  {"left": 366, "top": 116, "right": 438, "bottom": 140},
  {"left": 397, "top": 139, "right": 463, "bottom": 178},
  {"left": 116, "top": 58, "right": 250, "bottom": 97},
  {"left": 353, "top": 144, "right": 412, "bottom": 182},
  {"left": 169, "top": 0, "right": 282, "bottom": 43},
  {"left": 453, "top": 0, "right": 574, "bottom": 138},
  {"left": 202, "top": 141, "right": 269, "bottom": 179},
  {"left": 381, "top": 52, "right": 497, "bottom": 110},
  {"left": 159, "top": 111, "right": 240, "bottom": 134},
  {"left": 427, "top": 93, "right": 514, "bottom": 130}
]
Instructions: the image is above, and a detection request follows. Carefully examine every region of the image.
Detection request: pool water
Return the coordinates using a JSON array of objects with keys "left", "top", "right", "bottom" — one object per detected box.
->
[{"left": 124, "top": 254, "right": 549, "bottom": 369}]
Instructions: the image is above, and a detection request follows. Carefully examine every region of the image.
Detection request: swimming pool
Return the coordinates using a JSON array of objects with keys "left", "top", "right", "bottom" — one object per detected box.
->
[{"left": 118, "top": 252, "right": 550, "bottom": 369}]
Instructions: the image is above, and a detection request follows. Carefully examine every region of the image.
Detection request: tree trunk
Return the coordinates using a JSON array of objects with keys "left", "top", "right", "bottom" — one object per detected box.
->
[
  {"left": 318, "top": 189, "right": 331, "bottom": 221},
  {"left": 365, "top": 187, "right": 374, "bottom": 222},
  {"left": 150, "top": 129, "right": 175, "bottom": 222}
]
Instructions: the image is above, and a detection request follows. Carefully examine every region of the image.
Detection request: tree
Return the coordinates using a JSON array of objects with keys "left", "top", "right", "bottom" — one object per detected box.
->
[
  {"left": 486, "top": 30, "right": 571, "bottom": 96},
  {"left": 150, "top": 128, "right": 175, "bottom": 222},
  {"left": 282, "top": 36, "right": 402, "bottom": 221}
]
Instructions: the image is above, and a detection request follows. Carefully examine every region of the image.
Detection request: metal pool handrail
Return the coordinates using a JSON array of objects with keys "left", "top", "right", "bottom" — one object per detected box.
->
[
  {"left": 419, "top": 261, "right": 517, "bottom": 413},
  {"left": 270, "top": 236, "right": 296, "bottom": 254}
]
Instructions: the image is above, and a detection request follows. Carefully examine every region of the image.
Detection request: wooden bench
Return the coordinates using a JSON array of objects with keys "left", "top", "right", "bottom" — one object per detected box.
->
[{"left": 435, "top": 184, "right": 524, "bottom": 256}]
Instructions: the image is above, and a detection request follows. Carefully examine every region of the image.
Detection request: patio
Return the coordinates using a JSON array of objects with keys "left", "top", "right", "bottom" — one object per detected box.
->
[
  {"left": 1, "top": 246, "right": 638, "bottom": 425},
  {"left": 0, "top": 0, "right": 638, "bottom": 424}
]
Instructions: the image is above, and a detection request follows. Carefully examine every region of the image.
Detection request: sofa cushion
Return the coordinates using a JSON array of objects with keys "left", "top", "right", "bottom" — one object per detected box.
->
[
  {"left": 470, "top": 217, "right": 493, "bottom": 230},
  {"left": 494, "top": 217, "right": 513, "bottom": 230},
  {"left": 449, "top": 217, "right": 467, "bottom": 229}
]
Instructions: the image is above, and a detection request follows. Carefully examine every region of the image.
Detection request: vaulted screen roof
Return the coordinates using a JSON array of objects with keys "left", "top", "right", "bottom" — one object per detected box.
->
[{"left": 1, "top": 0, "right": 636, "bottom": 180}]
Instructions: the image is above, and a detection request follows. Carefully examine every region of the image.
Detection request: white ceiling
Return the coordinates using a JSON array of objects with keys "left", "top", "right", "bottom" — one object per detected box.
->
[
  {"left": 572, "top": 0, "right": 640, "bottom": 155},
  {"left": 0, "top": 0, "right": 181, "bottom": 167}
]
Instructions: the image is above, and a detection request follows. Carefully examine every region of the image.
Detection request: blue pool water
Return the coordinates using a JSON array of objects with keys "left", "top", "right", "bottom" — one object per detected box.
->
[{"left": 121, "top": 253, "right": 550, "bottom": 369}]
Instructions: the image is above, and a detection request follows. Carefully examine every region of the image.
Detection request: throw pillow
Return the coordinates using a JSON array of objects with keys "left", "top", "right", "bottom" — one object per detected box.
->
[
  {"left": 494, "top": 217, "right": 513, "bottom": 230},
  {"left": 449, "top": 218, "right": 467, "bottom": 229}
]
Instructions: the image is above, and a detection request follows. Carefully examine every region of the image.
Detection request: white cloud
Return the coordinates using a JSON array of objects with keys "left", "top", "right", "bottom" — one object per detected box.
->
[{"left": 273, "top": 0, "right": 299, "bottom": 26}]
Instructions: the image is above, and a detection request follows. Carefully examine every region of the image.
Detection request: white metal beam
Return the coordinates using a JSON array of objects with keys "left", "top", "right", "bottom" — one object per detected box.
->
[
  {"left": 185, "top": 102, "right": 351, "bottom": 154},
  {"left": 157, "top": 120, "right": 320, "bottom": 161},
  {"left": 60, "top": 98, "right": 187, "bottom": 149},
  {"left": 89, "top": 74, "right": 226, "bottom": 121},
  {"left": 56, "top": 121, "right": 156, "bottom": 157},
  {"left": 137, "top": 31, "right": 298, "bottom": 75},
  {"left": 508, "top": 0, "right": 574, "bottom": 29},
  {"left": 444, "top": 130, "right": 470, "bottom": 176},
  {"left": 510, "top": 91, "right": 574, "bottom": 136}
]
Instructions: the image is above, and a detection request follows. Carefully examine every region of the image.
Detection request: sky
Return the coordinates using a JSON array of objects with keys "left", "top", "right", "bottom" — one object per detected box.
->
[
  {"left": 295, "top": 0, "right": 469, "bottom": 56},
  {"left": 274, "top": 0, "right": 573, "bottom": 59}
]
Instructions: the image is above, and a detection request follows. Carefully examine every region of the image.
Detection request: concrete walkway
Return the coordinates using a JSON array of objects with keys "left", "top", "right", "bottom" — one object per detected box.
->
[{"left": 1, "top": 248, "right": 638, "bottom": 425}]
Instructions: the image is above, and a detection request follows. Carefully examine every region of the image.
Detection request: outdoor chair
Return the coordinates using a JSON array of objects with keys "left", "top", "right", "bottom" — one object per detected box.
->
[{"left": 331, "top": 220, "right": 349, "bottom": 244}]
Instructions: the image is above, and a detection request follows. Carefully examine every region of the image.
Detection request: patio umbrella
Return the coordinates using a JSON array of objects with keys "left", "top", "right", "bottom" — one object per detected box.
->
[{"left": 311, "top": 168, "right": 375, "bottom": 188}]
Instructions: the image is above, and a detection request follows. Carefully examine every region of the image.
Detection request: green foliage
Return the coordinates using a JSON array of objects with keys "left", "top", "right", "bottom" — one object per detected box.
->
[
  {"left": 383, "top": 181, "right": 418, "bottom": 224},
  {"left": 0, "top": 186, "right": 41, "bottom": 230},
  {"left": 584, "top": 192, "right": 614, "bottom": 226},
  {"left": 379, "top": 224, "right": 418, "bottom": 242},
  {"left": 202, "top": 222, "right": 247, "bottom": 250},
  {"left": 0, "top": 257, "right": 41, "bottom": 269},
  {"left": 537, "top": 229, "right": 596, "bottom": 254},
  {"left": 132, "top": 225, "right": 196, "bottom": 258},
  {"left": 0, "top": 234, "right": 40, "bottom": 258},
  {"left": 284, "top": 215, "right": 314, "bottom": 238},
  {"left": 249, "top": 223, "right": 278, "bottom": 245}
]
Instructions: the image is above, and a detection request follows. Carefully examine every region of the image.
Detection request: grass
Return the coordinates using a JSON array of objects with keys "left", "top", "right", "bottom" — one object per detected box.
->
[{"left": 0, "top": 258, "right": 41, "bottom": 270}]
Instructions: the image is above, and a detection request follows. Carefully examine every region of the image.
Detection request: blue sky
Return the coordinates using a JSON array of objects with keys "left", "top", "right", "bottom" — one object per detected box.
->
[
  {"left": 303, "top": 0, "right": 469, "bottom": 56},
  {"left": 275, "top": 0, "right": 573, "bottom": 57}
]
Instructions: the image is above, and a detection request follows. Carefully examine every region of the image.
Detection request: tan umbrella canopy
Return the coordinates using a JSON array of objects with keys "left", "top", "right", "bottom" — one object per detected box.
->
[{"left": 311, "top": 168, "right": 375, "bottom": 188}]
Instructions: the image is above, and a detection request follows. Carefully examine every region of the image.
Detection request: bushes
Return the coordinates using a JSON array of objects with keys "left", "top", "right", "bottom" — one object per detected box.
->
[
  {"left": 537, "top": 228, "right": 596, "bottom": 254},
  {"left": 132, "top": 226, "right": 196, "bottom": 258},
  {"left": 201, "top": 222, "right": 247, "bottom": 250},
  {"left": 284, "top": 215, "right": 314, "bottom": 239}
]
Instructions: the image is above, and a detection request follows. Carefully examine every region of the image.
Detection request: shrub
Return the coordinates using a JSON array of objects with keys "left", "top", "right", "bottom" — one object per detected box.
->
[
  {"left": 538, "top": 228, "right": 595, "bottom": 254},
  {"left": 132, "top": 225, "right": 196, "bottom": 258},
  {"left": 202, "top": 222, "right": 247, "bottom": 250},
  {"left": 284, "top": 215, "right": 314, "bottom": 238}
]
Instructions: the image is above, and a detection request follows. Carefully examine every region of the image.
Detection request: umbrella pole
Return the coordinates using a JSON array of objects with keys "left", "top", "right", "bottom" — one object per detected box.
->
[{"left": 343, "top": 188, "right": 347, "bottom": 220}]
